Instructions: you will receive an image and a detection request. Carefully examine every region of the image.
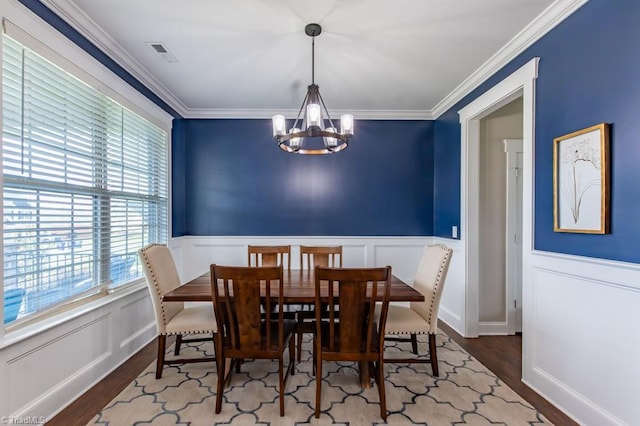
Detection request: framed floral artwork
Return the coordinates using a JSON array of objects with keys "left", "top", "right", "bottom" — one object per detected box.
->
[{"left": 553, "top": 123, "right": 610, "bottom": 233}]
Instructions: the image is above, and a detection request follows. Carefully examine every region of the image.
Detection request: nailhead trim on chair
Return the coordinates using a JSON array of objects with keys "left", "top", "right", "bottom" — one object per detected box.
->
[
  {"left": 426, "top": 244, "right": 452, "bottom": 329},
  {"left": 140, "top": 243, "right": 171, "bottom": 328},
  {"left": 141, "top": 243, "right": 216, "bottom": 336}
]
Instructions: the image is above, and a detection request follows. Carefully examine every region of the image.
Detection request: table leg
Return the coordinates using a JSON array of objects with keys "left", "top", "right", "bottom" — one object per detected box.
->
[{"left": 358, "top": 361, "right": 372, "bottom": 388}]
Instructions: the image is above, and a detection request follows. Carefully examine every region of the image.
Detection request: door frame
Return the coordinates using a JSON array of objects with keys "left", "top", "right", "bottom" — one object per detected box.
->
[
  {"left": 504, "top": 138, "right": 523, "bottom": 334},
  {"left": 458, "top": 58, "right": 538, "bottom": 338}
]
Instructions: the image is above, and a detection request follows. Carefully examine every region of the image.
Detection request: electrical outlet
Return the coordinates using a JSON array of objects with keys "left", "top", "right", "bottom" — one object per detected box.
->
[{"left": 452, "top": 226, "right": 458, "bottom": 239}]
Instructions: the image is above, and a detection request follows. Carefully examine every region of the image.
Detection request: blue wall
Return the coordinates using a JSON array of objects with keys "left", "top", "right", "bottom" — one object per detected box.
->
[
  {"left": 172, "top": 119, "right": 434, "bottom": 236},
  {"left": 434, "top": 0, "right": 640, "bottom": 263}
]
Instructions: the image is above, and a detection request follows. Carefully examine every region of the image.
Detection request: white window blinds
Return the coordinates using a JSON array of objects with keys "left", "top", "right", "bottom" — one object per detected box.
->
[{"left": 2, "top": 33, "right": 168, "bottom": 325}]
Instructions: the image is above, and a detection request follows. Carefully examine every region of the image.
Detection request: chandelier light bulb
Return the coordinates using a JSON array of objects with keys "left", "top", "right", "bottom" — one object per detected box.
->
[
  {"left": 272, "top": 114, "right": 286, "bottom": 137},
  {"left": 289, "top": 128, "right": 301, "bottom": 148},
  {"left": 340, "top": 114, "right": 354, "bottom": 136},
  {"left": 306, "top": 104, "right": 322, "bottom": 128},
  {"left": 325, "top": 127, "right": 338, "bottom": 147}
]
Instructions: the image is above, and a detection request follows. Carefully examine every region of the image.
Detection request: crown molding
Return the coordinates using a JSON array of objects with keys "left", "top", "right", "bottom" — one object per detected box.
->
[
  {"left": 431, "top": 0, "right": 588, "bottom": 119},
  {"left": 39, "top": 0, "right": 190, "bottom": 117},
  {"left": 182, "top": 108, "right": 434, "bottom": 120},
  {"left": 40, "top": 0, "right": 586, "bottom": 122}
]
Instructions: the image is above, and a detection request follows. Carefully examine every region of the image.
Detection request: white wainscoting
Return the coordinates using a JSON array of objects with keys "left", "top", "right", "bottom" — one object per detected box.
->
[
  {"left": 523, "top": 251, "right": 640, "bottom": 426},
  {"left": 6, "top": 236, "right": 636, "bottom": 425},
  {"left": 168, "top": 236, "right": 436, "bottom": 286},
  {"left": 0, "top": 285, "right": 156, "bottom": 420}
]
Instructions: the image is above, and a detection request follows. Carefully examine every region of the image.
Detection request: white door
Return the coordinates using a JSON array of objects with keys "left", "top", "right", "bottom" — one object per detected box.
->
[{"left": 504, "top": 139, "right": 523, "bottom": 334}]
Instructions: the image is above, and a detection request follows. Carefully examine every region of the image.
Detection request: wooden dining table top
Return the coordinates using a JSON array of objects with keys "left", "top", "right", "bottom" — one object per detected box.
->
[{"left": 162, "top": 269, "right": 424, "bottom": 304}]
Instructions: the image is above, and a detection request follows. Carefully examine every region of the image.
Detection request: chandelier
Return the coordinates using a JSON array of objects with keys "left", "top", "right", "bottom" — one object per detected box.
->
[{"left": 272, "top": 23, "right": 354, "bottom": 154}]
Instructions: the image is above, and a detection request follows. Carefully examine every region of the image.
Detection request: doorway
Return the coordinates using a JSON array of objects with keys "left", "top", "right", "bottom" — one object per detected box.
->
[
  {"left": 458, "top": 57, "right": 538, "bottom": 340},
  {"left": 476, "top": 99, "right": 523, "bottom": 335}
]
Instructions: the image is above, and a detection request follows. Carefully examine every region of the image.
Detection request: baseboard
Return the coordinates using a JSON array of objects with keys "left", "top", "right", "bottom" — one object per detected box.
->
[
  {"left": 478, "top": 321, "right": 508, "bottom": 335},
  {"left": 438, "top": 307, "right": 464, "bottom": 336},
  {"left": 523, "top": 367, "right": 624, "bottom": 426}
]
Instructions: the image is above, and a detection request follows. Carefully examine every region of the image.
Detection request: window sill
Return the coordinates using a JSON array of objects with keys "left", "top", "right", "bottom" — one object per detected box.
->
[{"left": 0, "top": 280, "right": 148, "bottom": 350}]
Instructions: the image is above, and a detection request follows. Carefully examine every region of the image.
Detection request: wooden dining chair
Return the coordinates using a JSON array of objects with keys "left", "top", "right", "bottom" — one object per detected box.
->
[
  {"left": 313, "top": 265, "right": 392, "bottom": 420},
  {"left": 248, "top": 245, "right": 291, "bottom": 269},
  {"left": 381, "top": 244, "right": 453, "bottom": 376},
  {"left": 210, "top": 264, "right": 296, "bottom": 417},
  {"left": 138, "top": 244, "right": 217, "bottom": 379},
  {"left": 295, "top": 245, "right": 343, "bottom": 362},
  {"left": 299, "top": 245, "right": 342, "bottom": 270}
]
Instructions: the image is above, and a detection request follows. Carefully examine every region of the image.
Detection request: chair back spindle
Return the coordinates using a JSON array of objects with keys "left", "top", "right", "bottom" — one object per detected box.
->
[
  {"left": 300, "top": 245, "right": 342, "bottom": 270},
  {"left": 248, "top": 245, "right": 291, "bottom": 270}
]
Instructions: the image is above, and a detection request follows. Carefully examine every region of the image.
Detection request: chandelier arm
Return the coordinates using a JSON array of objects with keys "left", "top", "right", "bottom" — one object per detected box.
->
[
  {"left": 316, "top": 91, "right": 337, "bottom": 130},
  {"left": 291, "top": 90, "right": 310, "bottom": 131}
]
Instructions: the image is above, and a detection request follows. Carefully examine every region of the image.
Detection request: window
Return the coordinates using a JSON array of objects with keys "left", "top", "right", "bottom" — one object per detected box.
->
[{"left": 2, "top": 34, "right": 168, "bottom": 325}]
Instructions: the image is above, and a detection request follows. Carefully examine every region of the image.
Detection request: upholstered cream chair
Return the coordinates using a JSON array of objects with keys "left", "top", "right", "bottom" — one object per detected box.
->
[
  {"left": 138, "top": 243, "right": 217, "bottom": 378},
  {"left": 382, "top": 243, "right": 452, "bottom": 376}
]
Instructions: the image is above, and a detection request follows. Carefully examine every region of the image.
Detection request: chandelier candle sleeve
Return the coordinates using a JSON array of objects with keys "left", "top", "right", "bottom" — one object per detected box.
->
[
  {"left": 272, "top": 114, "right": 286, "bottom": 137},
  {"left": 271, "top": 23, "right": 353, "bottom": 154},
  {"left": 289, "top": 128, "right": 302, "bottom": 148},
  {"left": 340, "top": 114, "right": 354, "bottom": 136},
  {"left": 307, "top": 104, "right": 322, "bottom": 128},
  {"left": 325, "top": 127, "right": 338, "bottom": 147}
]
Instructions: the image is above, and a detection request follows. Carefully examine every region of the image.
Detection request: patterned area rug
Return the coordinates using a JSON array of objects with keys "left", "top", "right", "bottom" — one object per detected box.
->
[{"left": 89, "top": 332, "right": 551, "bottom": 425}]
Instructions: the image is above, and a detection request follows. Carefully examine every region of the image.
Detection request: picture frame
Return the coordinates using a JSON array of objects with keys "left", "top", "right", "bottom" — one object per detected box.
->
[{"left": 553, "top": 123, "right": 610, "bottom": 233}]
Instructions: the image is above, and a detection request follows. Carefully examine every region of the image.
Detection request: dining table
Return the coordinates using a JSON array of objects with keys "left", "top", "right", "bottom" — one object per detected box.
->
[
  {"left": 163, "top": 268, "right": 424, "bottom": 304},
  {"left": 162, "top": 268, "right": 424, "bottom": 388}
]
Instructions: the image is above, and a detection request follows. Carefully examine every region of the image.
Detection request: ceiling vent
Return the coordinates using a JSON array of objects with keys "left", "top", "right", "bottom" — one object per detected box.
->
[{"left": 146, "top": 42, "right": 178, "bottom": 63}]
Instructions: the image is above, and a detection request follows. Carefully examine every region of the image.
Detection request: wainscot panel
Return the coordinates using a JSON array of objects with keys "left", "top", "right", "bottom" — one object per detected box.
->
[
  {"left": 524, "top": 251, "right": 640, "bottom": 425},
  {"left": 0, "top": 285, "right": 155, "bottom": 420}
]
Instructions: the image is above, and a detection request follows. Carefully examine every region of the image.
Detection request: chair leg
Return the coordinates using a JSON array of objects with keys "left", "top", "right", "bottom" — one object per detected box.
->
[
  {"left": 174, "top": 334, "right": 182, "bottom": 356},
  {"left": 214, "top": 338, "right": 225, "bottom": 414},
  {"left": 376, "top": 358, "right": 387, "bottom": 420},
  {"left": 289, "top": 337, "right": 296, "bottom": 376},
  {"left": 312, "top": 339, "right": 317, "bottom": 376},
  {"left": 410, "top": 333, "right": 418, "bottom": 355},
  {"left": 428, "top": 333, "right": 439, "bottom": 376},
  {"left": 279, "top": 356, "right": 285, "bottom": 416},
  {"left": 315, "top": 353, "right": 322, "bottom": 418},
  {"left": 296, "top": 329, "right": 303, "bottom": 362},
  {"left": 156, "top": 335, "right": 166, "bottom": 379}
]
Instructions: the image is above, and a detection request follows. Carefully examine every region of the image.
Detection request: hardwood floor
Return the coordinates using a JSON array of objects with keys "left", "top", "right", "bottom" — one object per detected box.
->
[
  {"left": 438, "top": 322, "right": 577, "bottom": 425},
  {"left": 47, "top": 338, "right": 168, "bottom": 426},
  {"left": 49, "top": 327, "right": 576, "bottom": 425}
]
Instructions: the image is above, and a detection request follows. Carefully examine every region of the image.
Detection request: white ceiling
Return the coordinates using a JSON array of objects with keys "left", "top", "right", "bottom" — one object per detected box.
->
[{"left": 42, "top": 0, "right": 574, "bottom": 119}]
